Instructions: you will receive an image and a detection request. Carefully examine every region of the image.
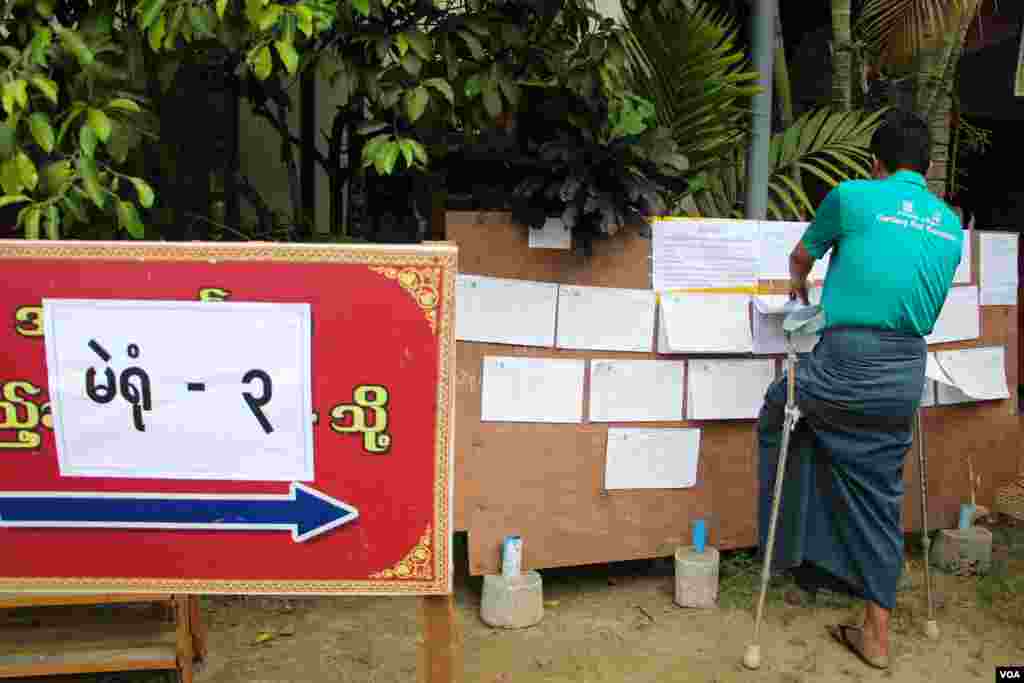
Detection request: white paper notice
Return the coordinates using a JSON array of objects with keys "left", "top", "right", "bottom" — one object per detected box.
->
[
  {"left": 604, "top": 428, "right": 701, "bottom": 490},
  {"left": 528, "top": 217, "right": 572, "bottom": 250},
  {"left": 652, "top": 219, "right": 758, "bottom": 291},
  {"left": 658, "top": 293, "right": 753, "bottom": 354},
  {"left": 686, "top": 359, "right": 776, "bottom": 420},
  {"left": 589, "top": 360, "right": 684, "bottom": 422},
  {"left": 979, "top": 232, "right": 1019, "bottom": 305},
  {"left": 43, "top": 299, "right": 313, "bottom": 481},
  {"left": 925, "top": 286, "right": 980, "bottom": 345},
  {"left": 556, "top": 286, "right": 656, "bottom": 352},
  {"left": 921, "top": 380, "right": 936, "bottom": 408},
  {"left": 934, "top": 346, "right": 1009, "bottom": 404},
  {"left": 757, "top": 221, "right": 830, "bottom": 281},
  {"left": 480, "top": 357, "right": 584, "bottom": 423},
  {"left": 456, "top": 275, "right": 558, "bottom": 347},
  {"left": 953, "top": 230, "right": 972, "bottom": 284},
  {"left": 751, "top": 295, "right": 820, "bottom": 355}
]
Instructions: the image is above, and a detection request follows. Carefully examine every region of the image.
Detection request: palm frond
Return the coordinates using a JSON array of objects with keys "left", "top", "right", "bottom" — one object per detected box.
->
[
  {"left": 623, "top": 0, "right": 761, "bottom": 182},
  {"left": 693, "top": 108, "right": 884, "bottom": 220},
  {"left": 857, "top": 0, "right": 968, "bottom": 66}
]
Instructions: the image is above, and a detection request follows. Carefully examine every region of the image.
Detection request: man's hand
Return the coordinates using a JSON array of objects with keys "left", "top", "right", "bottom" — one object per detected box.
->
[{"left": 789, "top": 241, "right": 815, "bottom": 305}]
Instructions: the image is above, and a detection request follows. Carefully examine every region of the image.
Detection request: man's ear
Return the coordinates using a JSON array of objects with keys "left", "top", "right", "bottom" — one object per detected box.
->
[
  {"left": 872, "top": 158, "right": 885, "bottom": 179},
  {"left": 926, "top": 161, "right": 933, "bottom": 178}
]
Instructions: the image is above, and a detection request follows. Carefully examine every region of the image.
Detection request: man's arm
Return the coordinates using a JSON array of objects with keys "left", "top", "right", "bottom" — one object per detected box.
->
[
  {"left": 789, "top": 241, "right": 814, "bottom": 304},
  {"left": 792, "top": 186, "right": 844, "bottom": 304}
]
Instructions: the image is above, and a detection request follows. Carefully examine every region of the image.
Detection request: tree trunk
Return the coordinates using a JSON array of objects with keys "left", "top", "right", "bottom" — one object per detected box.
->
[
  {"left": 774, "top": 9, "right": 803, "bottom": 218},
  {"left": 830, "top": 0, "right": 853, "bottom": 110}
]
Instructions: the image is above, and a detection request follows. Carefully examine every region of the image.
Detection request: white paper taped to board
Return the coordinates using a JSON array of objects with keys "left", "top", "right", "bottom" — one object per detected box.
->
[
  {"left": 652, "top": 219, "right": 758, "bottom": 291},
  {"left": 529, "top": 217, "right": 571, "bottom": 250},
  {"left": 757, "top": 221, "right": 830, "bottom": 281},
  {"left": 43, "top": 298, "right": 313, "bottom": 481},
  {"left": 658, "top": 293, "right": 753, "bottom": 354},
  {"left": 589, "top": 360, "right": 684, "bottom": 422},
  {"left": 953, "top": 229, "right": 972, "bottom": 284},
  {"left": 925, "top": 286, "right": 980, "bottom": 345},
  {"left": 686, "top": 359, "right": 776, "bottom": 420},
  {"left": 480, "top": 356, "right": 585, "bottom": 423},
  {"left": 933, "top": 346, "right": 1009, "bottom": 404},
  {"left": 751, "top": 294, "right": 822, "bottom": 355},
  {"left": 920, "top": 380, "right": 936, "bottom": 408},
  {"left": 979, "top": 231, "right": 1019, "bottom": 305},
  {"left": 456, "top": 275, "right": 558, "bottom": 347},
  {"left": 604, "top": 428, "right": 701, "bottom": 490},
  {"left": 556, "top": 286, "right": 656, "bottom": 352}
]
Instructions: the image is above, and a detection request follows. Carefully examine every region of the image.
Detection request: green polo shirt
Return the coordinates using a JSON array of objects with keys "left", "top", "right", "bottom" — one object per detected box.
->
[{"left": 801, "top": 170, "right": 963, "bottom": 337}]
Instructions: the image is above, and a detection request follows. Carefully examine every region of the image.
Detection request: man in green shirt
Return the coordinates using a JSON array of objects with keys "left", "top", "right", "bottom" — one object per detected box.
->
[{"left": 758, "top": 111, "right": 962, "bottom": 670}]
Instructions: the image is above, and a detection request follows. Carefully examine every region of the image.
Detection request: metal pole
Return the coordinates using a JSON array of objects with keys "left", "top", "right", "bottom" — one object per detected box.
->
[{"left": 744, "top": 0, "right": 777, "bottom": 221}]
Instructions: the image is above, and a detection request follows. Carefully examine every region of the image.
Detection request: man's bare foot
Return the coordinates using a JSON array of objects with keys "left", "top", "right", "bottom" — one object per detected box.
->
[{"left": 863, "top": 601, "right": 891, "bottom": 661}]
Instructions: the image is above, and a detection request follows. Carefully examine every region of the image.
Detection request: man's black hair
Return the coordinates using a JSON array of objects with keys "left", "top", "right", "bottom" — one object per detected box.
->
[{"left": 870, "top": 110, "right": 931, "bottom": 176}]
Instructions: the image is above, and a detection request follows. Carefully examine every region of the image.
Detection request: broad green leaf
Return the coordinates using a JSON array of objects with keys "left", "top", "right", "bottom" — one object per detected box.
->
[
  {"left": 275, "top": 40, "right": 299, "bottom": 75},
  {"left": 189, "top": 5, "right": 214, "bottom": 36},
  {"left": 374, "top": 141, "right": 400, "bottom": 175},
  {"left": 0, "top": 158, "right": 23, "bottom": 194},
  {"left": 406, "top": 31, "right": 432, "bottom": 60},
  {"left": 251, "top": 45, "right": 272, "bottom": 80},
  {"left": 294, "top": 5, "right": 313, "bottom": 36},
  {"left": 105, "top": 119, "right": 137, "bottom": 164},
  {"left": 2, "top": 80, "right": 27, "bottom": 113},
  {"left": 23, "top": 205, "right": 41, "bottom": 239},
  {"left": 0, "top": 123, "right": 15, "bottom": 160},
  {"left": 497, "top": 76, "right": 519, "bottom": 107},
  {"left": 29, "top": 76, "right": 58, "bottom": 104},
  {"left": 216, "top": 0, "right": 228, "bottom": 18},
  {"left": 117, "top": 200, "right": 145, "bottom": 238},
  {"left": 408, "top": 139, "right": 428, "bottom": 164},
  {"left": 87, "top": 108, "right": 112, "bottom": 143},
  {"left": 257, "top": 4, "right": 282, "bottom": 30},
  {"left": 0, "top": 194, "right": 30, "bottom": 209},
  {"left": 106, "top": 97, "right": 142, "bottom": 113},
  {"left": 45, "top": 204, "right": 59, "bottom": 239},
  {"left": 40, "top": 160, "right": 72, "bottom": 196},
  {"left": 395, "top": 33, "right": 409, "bottom": 57},
  {"left": 57, "top": 27, "right": 94, "bottom": 66},
  {"left": 164, "top": 6, "right": 185, "bottom": 48},
  {"left": 148, "top": 14, "right": 166, "bottom": 51},
  {"left": 423, "top": 78, "right": 453, "bottom": 103},
  {"left": 361, "top": 133, "right": 390, "bottom": 167},
  {"left": 28, "top": 28, "right": 52, "bottom": 66},
  {"left": 28, "top": 113, "right": 54, "bottom": 152},
  {"left": 464, "top": 76, "right": 481, "bottom": 98},
  {"left": 77, "top": 156, "right": 104, "bottom": 207},
  {"left": 480, "top": 77, "right": 501, "bottom": 118},
  {"left": 130, "top": 177, "right": 155, "bottom": 208},
  {"left": 404, "top": 86, "right": 429, "bottom": 123},
  {"left": 400, "top": 51, "right": 422, "bottom": 77},
  {"left": 0, "top": 47, "right": 19, "bottom": 63},
  {"left": 62, "top": 191, "right": 88, "bottom": 222},
  {"left": 15, "top": 152, "right": 38, "bottom": 192},
  {"left": 57, "top": 103, "right": 87, "bottom": 144},
  {"left": 458, "top": 31, "right": 484, "bottom": 60},
  {"left": 398, "top": 139, "right": 414, "bottom": 168},
  {"left": 137, "top": 0, "right": 167, "bottom": 29},
  {"left": 357, "top": 121, "right": 389, "bottom": 135},
  {"left": 351, "top": 0, "right": 369, "bottom": 17}
]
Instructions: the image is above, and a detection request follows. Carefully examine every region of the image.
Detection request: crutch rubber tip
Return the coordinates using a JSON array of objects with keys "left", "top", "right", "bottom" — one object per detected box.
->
[
  {"left": 925, "top": 620, "right": 940, "bottom": 640},
  {"left": 742, "top": 644, "right": 761, "bottom": 670}
]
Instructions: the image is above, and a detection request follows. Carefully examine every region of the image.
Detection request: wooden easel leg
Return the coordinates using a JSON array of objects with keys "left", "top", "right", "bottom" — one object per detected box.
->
[
  {"left": 419, "top": 595, "right": 459, "bottom": 683},
  {"left": 188, "top": 596, "right": 208, "bottom": 662},
  {"left": 174, "top": 597, "right": 194, "bottom": 683}
]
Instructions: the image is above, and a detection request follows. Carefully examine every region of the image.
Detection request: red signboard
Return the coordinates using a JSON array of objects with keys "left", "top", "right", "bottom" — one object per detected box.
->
[{"left": 0, "top": 241, "right": 456, "bottom": 595}]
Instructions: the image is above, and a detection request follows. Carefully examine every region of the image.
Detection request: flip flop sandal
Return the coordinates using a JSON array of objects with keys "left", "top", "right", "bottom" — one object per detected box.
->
[{"left": 827, "top": 624, "right": 890, "bottom": 670}]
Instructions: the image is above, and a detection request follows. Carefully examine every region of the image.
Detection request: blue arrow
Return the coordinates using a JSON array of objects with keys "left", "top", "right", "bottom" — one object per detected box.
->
[{"left": 0, "top": 483, "right": 358, "bottom": 543}]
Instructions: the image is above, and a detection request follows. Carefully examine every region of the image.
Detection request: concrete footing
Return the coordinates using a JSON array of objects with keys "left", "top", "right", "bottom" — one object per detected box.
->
[
  {"left": 930, "top": 527, "right": 993, "bottom": 576},
  {"left": 480, "top": 570, "right": 544, "bottom": 629}
]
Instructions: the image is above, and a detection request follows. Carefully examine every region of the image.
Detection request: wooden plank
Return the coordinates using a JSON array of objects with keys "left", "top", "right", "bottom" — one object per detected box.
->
[
  {"left": 175, "top": 596, "right": 194, "bottom": 683},
  {"left": 0, "top": 646, "right": 177, "bottom": 679},
  {"left": 0, "top": 594, "right": 170, "bottom": 609},
  {"left": 419, "top": 595, "right": 458, "bottom": 683},
  {"left": 448, "top": 214, "right": 1021, "bottom": 575}
]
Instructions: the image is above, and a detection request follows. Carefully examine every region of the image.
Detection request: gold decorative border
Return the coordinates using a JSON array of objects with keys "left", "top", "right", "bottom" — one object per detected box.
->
[
  {"left": 368, "top": 267, "right": 441, "bottom": 333},
  {"left": 369, "top": 526, "right": 433, "bottom": 579},
  {"left": 0, "top": 240, "right": 457, "bottom": 596}
]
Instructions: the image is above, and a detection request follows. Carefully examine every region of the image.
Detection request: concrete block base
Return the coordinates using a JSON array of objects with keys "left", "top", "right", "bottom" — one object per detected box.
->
[{"left": 480, "top": 570, "right": 544, "bottom": 629}]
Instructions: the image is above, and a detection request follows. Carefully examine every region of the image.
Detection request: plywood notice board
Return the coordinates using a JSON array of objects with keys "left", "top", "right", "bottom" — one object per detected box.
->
[{"left": 446, "top": 212, "right": 1021, "bottom": 575}]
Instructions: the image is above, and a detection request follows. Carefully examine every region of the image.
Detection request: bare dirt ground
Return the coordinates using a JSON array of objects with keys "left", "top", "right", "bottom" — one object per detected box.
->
[{"left": 7, "top": 525, "right": 1024, "bottom": 683}]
